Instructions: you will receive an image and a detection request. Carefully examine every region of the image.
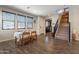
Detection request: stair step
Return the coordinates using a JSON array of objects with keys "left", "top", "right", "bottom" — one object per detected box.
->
[
  {"left": 55, "top": 36, "right": 69, "bottom": 40},
  {"left": 57, "top": 32, "right": 69, "bottom": 34},
  {"left": 56, "top": 33, "right": 69, "bottom": 35},
  {"left": 56, "top": 36, "right": 69, "bottom": 38}
]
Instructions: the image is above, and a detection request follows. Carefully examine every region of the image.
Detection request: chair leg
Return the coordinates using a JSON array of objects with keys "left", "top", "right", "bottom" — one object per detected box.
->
[{"left": 23, "top": 41, "right": 25, "bottom": 46}]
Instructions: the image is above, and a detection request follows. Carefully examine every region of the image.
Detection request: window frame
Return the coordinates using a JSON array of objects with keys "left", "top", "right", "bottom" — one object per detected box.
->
[
  {"left": 2, "top": 11, "right": 15, "bottom": 30},
  {"left": 27, "top": 16, "right": 33, "bottom": 29},
  {"left": 17, "top": 14, "right": 26, "bottom": 29}
]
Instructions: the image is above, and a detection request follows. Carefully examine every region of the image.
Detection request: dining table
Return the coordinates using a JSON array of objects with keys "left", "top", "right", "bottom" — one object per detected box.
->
[{"left": 14, "top": 31, "right": 23, "bottom": 42}]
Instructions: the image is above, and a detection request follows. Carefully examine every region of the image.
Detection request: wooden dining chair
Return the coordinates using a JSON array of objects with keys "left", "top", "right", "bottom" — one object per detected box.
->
[
  {"left": 22, "top": 32, "right": 30, "bottom": 45},
  {"left": 31, "top": 31, "right": 37, "bottom": 40}
]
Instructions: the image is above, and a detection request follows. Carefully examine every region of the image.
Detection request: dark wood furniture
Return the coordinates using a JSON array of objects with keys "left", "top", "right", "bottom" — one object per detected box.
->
[
  {"left": 22, "top": 32, "right": 30, "bottom": 45},
  {"left": 31, "top": 31, "right": 37, "bottom": 40}
]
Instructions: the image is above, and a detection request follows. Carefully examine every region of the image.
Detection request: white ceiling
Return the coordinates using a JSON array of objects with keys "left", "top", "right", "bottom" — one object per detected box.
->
[{"left": 4, "top": 5, "right": 69, "bottom": 16}]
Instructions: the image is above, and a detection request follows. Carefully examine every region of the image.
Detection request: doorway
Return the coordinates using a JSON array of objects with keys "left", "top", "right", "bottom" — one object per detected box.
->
[{"left": 45, "top": 19, "right": 52, "bottom": 33}]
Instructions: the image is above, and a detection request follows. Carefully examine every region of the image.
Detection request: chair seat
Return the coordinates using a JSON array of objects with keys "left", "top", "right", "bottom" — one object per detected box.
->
[
  {"left": 21, "top": 32, "right": 30, "bottom": 45},
  {"left": 31, "top": 31, "right": 37, "bottom": 40}
]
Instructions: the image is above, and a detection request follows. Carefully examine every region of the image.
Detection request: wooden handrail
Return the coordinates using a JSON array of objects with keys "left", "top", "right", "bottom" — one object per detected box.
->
[
  {"left": 53, "top": 15, "right": 62, "bottom": 37},
  {"left": 57, "top": 15, "right": 62, "bottom": 30},
  {"left": 68, "top": 22, "right": 71, "bottom": 42},
  {"left": 53, "top": 19, "right": 58, "bottom": 37}
]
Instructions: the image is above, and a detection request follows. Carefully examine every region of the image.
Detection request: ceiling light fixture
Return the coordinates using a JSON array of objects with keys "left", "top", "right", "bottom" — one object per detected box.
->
[
  {"left": 27, "top": 7, "right": 30, "bottom": 9},
  {"left": 58, "top": 9, "right": 64, "bottom": 14}
]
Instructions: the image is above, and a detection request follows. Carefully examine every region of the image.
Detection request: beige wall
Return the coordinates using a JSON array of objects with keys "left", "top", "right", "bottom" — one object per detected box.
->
[
  {"left": 39, "top": 16, "right": 45, "bottom": 35},
  {"left": 36, "top": 16, "right": 45, "bottom": 35},
  {"left": 69, "top": 6, "right": 79, "bottom": 40},
  {"left": 0, "top": 7, "right": 37, "bottom": 42}
]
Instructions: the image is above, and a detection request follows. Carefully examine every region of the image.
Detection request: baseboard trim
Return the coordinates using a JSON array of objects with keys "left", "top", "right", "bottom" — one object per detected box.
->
[{"left": 0, "top": 38, "right": 14, "bottom": 43}]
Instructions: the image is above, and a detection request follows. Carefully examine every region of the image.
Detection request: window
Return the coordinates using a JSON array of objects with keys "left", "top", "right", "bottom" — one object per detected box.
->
[
  {"left": 17, "top": 15, "right": 26, "bottom": 29},
  {"left": 2, "top": 11, "right": 15, "bottom": 29},
  {"left": 27, "top": 16, "right": 33, "bottom": 29}
]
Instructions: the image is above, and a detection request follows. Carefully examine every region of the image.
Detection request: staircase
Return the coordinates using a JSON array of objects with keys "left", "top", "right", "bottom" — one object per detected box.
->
[
  {"left": 55, "top": 23, "right": 69, "bottom": 40},
  {"left": 55, "top": 11, "right": 69, "bottom": 41}
]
